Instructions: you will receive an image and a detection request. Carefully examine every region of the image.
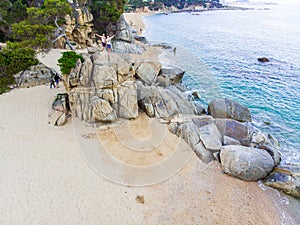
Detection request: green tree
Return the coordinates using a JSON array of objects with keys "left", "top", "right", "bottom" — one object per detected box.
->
[
  {"left": 0, "top": 42, "right": 38, "bottom": 94},
  {"left": 0, "top": 0, "right": 28, "bottom": 42},
  {"left": 91, "top": 0, "right": 126, "bottom": 33},
  {"left": 12, "top": 0, "right": 72, "bottom": 49},
  {"left": 58, "top": 51, "right": 84, "bottom": 75}
]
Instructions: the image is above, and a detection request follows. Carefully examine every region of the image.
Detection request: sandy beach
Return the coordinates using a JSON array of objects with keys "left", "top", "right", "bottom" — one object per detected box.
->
[
  {"left": 123, "top": 13, "right": 151, "bottom": 35},
  {"left": 0, "top": 14, "right": 298, "bottom": 225},
  {"left": 0, "top": 85, "right": 294, "bottom": 224}
]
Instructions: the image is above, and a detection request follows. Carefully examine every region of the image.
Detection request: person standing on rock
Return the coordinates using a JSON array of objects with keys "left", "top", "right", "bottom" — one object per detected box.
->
[
  {"left": 95, "top": 33, "right": 106, "bottom": 51},
  {"left": 106, "top": 34, "right": 115, "bottom": 53},
  {"left": 50, "top": 76, "right": 56, "bottom": 89}
]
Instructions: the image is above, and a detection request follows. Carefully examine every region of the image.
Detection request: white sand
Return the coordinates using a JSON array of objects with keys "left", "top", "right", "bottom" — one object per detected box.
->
[
  {"left": 0, "top": 82, "right": 295, "bottom": 225},
  {"left": 0, "top": 32, "right": 296, "bottom": 224}
]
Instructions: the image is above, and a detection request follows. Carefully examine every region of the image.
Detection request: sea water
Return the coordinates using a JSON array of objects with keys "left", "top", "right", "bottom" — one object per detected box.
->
[{"left": 144, "top": 1, "right": 300, "bottom": 165}]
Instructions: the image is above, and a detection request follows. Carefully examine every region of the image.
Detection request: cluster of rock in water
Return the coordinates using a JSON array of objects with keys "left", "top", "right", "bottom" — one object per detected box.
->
[{"left": 47, "top": 50, "right": 299, "bottom": 198}]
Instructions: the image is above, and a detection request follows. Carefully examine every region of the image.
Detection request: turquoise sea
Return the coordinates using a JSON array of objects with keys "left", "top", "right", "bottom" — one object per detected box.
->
[{"left": 144, "top": 1, "right": 300, "bottom": 165}]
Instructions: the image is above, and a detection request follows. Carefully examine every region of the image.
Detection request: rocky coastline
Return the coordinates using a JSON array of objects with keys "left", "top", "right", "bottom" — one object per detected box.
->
[{"left": 14, "top": 11, "right": 299, "bottom": 199}]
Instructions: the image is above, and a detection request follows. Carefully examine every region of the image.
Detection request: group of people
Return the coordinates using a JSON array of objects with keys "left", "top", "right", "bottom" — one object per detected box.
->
[
  {"left": 95, "top": 33, "right": 115, "bottom": 52},
  {"left": 50, "top": 74, "right": 61, "bottom": 89}
]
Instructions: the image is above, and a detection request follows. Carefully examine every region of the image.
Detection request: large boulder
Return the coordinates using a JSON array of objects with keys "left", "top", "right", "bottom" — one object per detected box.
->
[
  {"left": 136, "top": 61, "right": 162, "bottom": 85},
  {"left": 198, "top": 123, "right": 222, "bottom": 151},
  {"left": 194, "top": 142, "right": 214, "bottom": 164},
  {"left": 214, "top": 119, "right": 252, "bottom": 146},
  {"left": 220, "top": 145, "right": 274, "bottom": 181},
  {"left": 92, "top": 65, "right": 118, "bottom": 89},
  {"left": 263, "top": 165, "right": 300, "bottom": 198},
  {"left": 137, "top": 84, "right": 196, "bottom": 119},
  {"left": 112, "top": 41, "right": 145, "bottom": 54},
  {"left": 90, "top": 96, "right": 117, "bottom": 122},
  {"left": 107, "top": 14, "right": 136, "bottom": 43},
  {"left": 208, "top": 98, "right": 252, "bottom": 122},
  {"left": 68, "top": 59, "right": 82, "bottom": 87},
  {"left": 118, "top": 81, "right": 138, "bottom": 119},
  {"left": 156, "top": 67, "right": 185, "bottom": 87},
  {"left": 49, "top": 93, "right": 71, "bottom": 126},
  {"left": 14, "top": 63, "right": 58, "bottom": 88}
]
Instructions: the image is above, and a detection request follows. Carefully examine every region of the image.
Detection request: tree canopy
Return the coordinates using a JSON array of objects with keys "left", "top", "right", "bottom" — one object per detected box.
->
[
  {"left": 11, "top": 0, "right": 72, "bottom": 49},
  {"left": 91, "top": 0, "right": 126, "bottom": 34},
  {"left": 0, "top": 42, "right": 38, "bottom": 93}
]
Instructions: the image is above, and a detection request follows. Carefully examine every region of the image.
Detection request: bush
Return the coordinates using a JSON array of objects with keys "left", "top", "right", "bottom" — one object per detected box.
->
[
  {"left": 0, "top": 42, "right": 38, "bottom": 94},
  {"left": 57, "top": 51, "right": 84, "bottom": 75}
]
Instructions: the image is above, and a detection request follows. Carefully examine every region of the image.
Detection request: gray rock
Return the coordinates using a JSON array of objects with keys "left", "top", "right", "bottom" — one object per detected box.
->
[
  {"left": 137, "top": 84, "right": 196, "bottom": 119},
  {"left": 108, "top": 14, "right": 136, "bottom": 43},
  {"left": 223, "top": 136, "right": 241, "bottom": 146},
  {"left": 48, "top": 111, "right": 67, "bottom": 126},
  {"left": 214, "top": 119, "right": 252, "bottom": 146},
  {"left": 194, "top": 142, "right": 214, "bottom": 164},
  {"left": 263, "top": 165, "right": 300, "bottom": 198},
  {"left": 134, "top": 35, "right": 147, "bottom": 44},
  {"left": 118, "top": 81, "right": 138, "bottom": 119},
  {"left": 52, "top": 93, "right": 70, "bottom": 113},
  {"left": 168, "top": 122, "right": 178, "bottom": 134},
  {"left": 92, "top": 65, "right": 117, "bottom": 89},
  {"left": 56, "top": 112, "right": 67, "bottom": 126},
  {"left": 191, "top": 115, "right": 214, "bottom": 127},
  {"left": 112, "top": 40, "right": 145, "bottom": 54},
  {"left": 90, "top": 97, "right": 117, "bottom": 122},
  {"left": 220, "top": 145, "right": 274, "bottom": 181},
  {"left": 156, "top": 67, "right": 185, "bottom": 87},
  {"left": 258, "top": 57, "right": 269, "bottom": 63},
  {"left": 208, "top": 98, "right": 252, "bottom": 122},
  {"left": 258, "top": 145, "right": 281, "bottom": 166},
  {"left": 69, "top": 59, "right": 82, "bottom": 87},
  {"left": 136, "top": 61, "right": 162, "bottom": 85},
  {"left": 79, "top": 56, "right": 93, "bottom": 86},
  {"left": 14, "top": 63, "right": 58, "bottom": 88},
  {"left": 199, "top": 123, "right": 222, "bottom": 151}
]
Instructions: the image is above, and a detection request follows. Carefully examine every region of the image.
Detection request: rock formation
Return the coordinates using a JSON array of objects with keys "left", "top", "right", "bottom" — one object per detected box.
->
[
  {"left": 63, "top": 51, "right": 197, "bottom": 124},
  {"left": 49, "top": 93, "right": 71, "bottom": 126},
  {"left": 14, "top": 63, "right": 59, "bottom": 88},
  {"left": 55, "top": 6, "right": 95, "bottom": 49},
  {"left": 208, "top": 98, "right": 252, "bottom": 122}
]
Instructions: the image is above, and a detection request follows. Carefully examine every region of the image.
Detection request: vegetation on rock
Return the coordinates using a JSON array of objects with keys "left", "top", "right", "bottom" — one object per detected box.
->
[{"left": 58, "top": 51, "right": 84, "bottom": 75}]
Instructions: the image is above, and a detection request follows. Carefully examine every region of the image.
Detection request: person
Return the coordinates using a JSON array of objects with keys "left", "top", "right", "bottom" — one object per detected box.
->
[
  {"left": 95, "top": 33, "right": 106, "bottom": 51},
  {"left": 54, "top": 74, "right": 61, "bottom": 88},
  {"left": 106, "top": 34, "right": 115, "bottom": 53},
  {"left": 50, "top": 76, "right": 56, "bottom": 89}
]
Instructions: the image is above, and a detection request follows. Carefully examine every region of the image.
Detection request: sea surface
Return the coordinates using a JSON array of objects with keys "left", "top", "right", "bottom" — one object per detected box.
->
[{"left": 144, "top": 1, "right": 300, "bottom": 165}]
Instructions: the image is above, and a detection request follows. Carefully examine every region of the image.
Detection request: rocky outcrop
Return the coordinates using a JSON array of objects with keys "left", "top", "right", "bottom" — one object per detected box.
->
[
  {"left": 136, "top": 61, "right": 162, "bottom": 85},
  {"left": 168, "top": 113, "right": 281, "bottom": 182},
  {"left": 107, "top": 15, "right": 136, "bottom": 43},
  {"left": 258, "top": 57, "right": 270, "bottom": 62},
  {"left": 49, "top": 93, "right": 71, "bottom": 126},
  {"left": 54, "top": 7, "right": 95, "bottom": 49},
  {"left": 208, "top": 98, "right": 252, "bottom": 122},
  {"left": 264, "top": 165, "right": 300, "bottom": 198},
  {"left": 137, "top": 84, "right": 198, "bottom": 119},
  {"left": 14, "top": 63, "right": 59, "bottom": 88},
  {"left": 106, "top": 15, "right": 146, "bottom": 54},
  {"left": 157, "top": 68, "right": 185, "bottom": 87},
  {"left": 66, "top": 52, "right": 196, "bottom": 123},
  {"left": 220, "top": 145, "right": 274, "bottom": 181}
]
